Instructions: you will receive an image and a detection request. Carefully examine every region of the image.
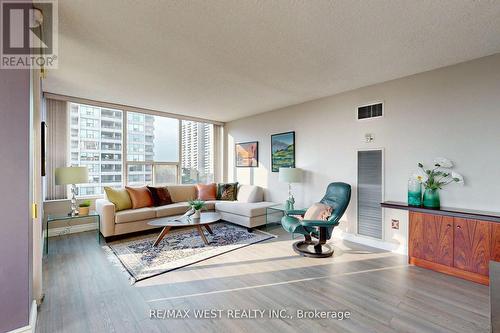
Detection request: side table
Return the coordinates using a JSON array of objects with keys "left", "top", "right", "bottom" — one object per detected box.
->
[
  {"left": 266, "top": 204, "right": 304, "bottom": 238},
  {"left": 45, "top": 211, "right": 100, "bottom": 254}
]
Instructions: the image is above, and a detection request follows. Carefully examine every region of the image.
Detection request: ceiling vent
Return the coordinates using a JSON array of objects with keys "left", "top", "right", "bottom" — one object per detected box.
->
[{"left": 357, "top": 102, "right": 383, "bottom": 120}]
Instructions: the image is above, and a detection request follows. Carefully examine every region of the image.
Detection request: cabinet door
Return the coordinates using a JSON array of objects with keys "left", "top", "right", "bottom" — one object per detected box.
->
[
  {"left": 453, "top": 218, "right": 491, "bottom": 275},
  {"left": 492, "top": 223, "right": 500, "bottom": 262},
  {"left": 422, "top": 214, "right": 453, "bottom": 266},
  {"left": 409, "top": 212, "right": 425, "bottom": 259}
]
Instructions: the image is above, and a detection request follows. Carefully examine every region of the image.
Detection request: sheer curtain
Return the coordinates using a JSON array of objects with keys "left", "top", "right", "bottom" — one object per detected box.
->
[
  {"left": 213, "top": 124, "right": 223, "bottom": 183},
  {"left": 45, "top": 98, "right": 68, "bottom": 200}
]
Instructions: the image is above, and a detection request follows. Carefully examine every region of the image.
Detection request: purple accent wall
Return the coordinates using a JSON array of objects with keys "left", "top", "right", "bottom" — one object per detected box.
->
[{"left": 0, "top": 68, "right": 32, "bottom": 331}]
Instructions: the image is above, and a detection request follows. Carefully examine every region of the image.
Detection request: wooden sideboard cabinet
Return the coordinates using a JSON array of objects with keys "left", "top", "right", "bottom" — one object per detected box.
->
[{"left": 382, "top": 201, "right": 500, "bottom": 285}]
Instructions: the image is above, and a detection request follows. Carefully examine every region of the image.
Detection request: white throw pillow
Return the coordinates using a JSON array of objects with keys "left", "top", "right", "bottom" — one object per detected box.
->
[
  {"left": 237, "top": 185, "right": 263, "bottom": 203},
  {"left": 303, "top": 203, "right": 333, "bottom": 221}
]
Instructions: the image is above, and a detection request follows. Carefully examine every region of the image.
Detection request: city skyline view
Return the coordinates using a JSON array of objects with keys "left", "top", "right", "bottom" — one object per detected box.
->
[{"left": 69, "top": 103, "right": 214, "bottom": 195}]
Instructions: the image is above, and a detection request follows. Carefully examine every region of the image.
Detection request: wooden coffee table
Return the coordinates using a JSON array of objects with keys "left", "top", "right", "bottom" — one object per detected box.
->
[{"left": 148, "top": 212, "right": 222, "bottom": 247}]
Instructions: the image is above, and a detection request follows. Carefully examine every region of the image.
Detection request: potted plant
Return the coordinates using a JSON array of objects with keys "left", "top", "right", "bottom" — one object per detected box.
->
[
  {"left": 78, "top": 200, "right": 91, "bottom": 216},
  {"left": 413, "top": 158, "right": 464, "bottom": 209},
  {"left": 188, "top": 200, "right": 206, "bottom": 218}
]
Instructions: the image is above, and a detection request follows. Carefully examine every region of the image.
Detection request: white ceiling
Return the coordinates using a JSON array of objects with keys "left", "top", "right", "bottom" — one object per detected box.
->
[{"left": 43, "top": 0, "right": 500, "bottom": 122}]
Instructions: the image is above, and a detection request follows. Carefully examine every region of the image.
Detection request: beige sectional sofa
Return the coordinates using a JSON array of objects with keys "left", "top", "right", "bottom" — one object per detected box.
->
[{"left": 96, "top": 184, "right": 277, "bottom": 238}]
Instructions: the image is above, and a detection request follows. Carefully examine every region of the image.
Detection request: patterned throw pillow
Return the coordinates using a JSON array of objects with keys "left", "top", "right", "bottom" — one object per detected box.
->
[
  {"left": 147, "top": 186, "right": 173, "bottom": 206},
  {"left": 197, "top": 183, "right": 217, "bottom": 200},
  {"left": 104, "top": 187, "right": 132, "bottom": 211},
  {"left": 303, "top": 203, "right": 333, "bottom": 221},
  {"left": 217, "top": 182, "right": 239, "bottom": 201}
]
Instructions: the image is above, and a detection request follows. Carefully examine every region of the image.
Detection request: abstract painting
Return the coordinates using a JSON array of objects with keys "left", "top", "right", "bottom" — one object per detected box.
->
[
  {"left": 235, "top": 141, "right": 258, "bottom": 167},
  {"left": 271, "top": 131, "right": 295, "bottom": 172}
]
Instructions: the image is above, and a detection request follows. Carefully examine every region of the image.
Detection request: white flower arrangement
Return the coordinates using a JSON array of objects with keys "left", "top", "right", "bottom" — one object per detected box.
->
[
  {"left": 411, "top": 170, "right": 428, "bottom": 183},
  {"left": 451, "top": 171, "right": 464, "bottom": 184},
  {"left": 415, "top": 158, "right": 464, "bottom": 190},
  {"left": 433, "top": 157, "right": 453, "bottom": 168}
]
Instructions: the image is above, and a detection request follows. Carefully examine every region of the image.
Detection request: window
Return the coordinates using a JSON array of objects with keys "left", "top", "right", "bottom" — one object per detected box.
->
[
  {"left": 126, "top": 112, "right": 180, "bottom": 185},
  {"left": 101, "top": 142, "right": 121, "bottom": 151},
  {"left": 101, "top": 164, "right": 121, "bottom": 172},
  {"left": 181, "top": 120, "right": 214, "bottom": 184},
  {"left": 127, "top": 164, "right": 153, "bottom": 186},
  {"left": 80, "top": 141, "right": 99, "bottom": 150},
  {"left": 129, "top": 133, "right": 142, "bottom": 142},
  {"left": 68, "top": 103, "right": 216, "bottom": 197},
  {"left": 80, "top": 129, "right": 99, "bottom": 139},
  {"left": 101, "top": 109, "right": 121, "bottom": 118},
  {"left": 154, "top": 164, "right": 178, "bottom": 185}
]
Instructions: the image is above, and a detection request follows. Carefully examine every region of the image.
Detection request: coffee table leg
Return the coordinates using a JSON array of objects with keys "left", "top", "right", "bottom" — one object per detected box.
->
[
  {"left": 153, "top": 226, "right": 171, "bottom": 247},
  {"left": 196, "top": 225, "right": 209, "bottom": 245},
  {"left": 204, "top": 224, "right": 213, "bottom": 235}
]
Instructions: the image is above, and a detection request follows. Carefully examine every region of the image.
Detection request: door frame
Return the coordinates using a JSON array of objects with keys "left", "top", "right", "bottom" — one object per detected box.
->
[
  {"left": 31, "top": 68, "right": 44, "bottom": 304},
  {"left": 355, "top": 147, "right": 385, "bottom": 241}
]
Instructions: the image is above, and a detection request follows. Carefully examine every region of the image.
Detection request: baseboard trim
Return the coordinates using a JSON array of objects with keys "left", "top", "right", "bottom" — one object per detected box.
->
[
  {"left": 46, "top": 222, "right": 97, "bottom": 238},
  {"left": 6, "top": 300, "right": 37, "bottom": 333},
  {"left": 410, "top": 257, "right": 489, "bottom": 285},
  {"left": 336, "top": 231, "right": 408, "bottom": 255}
]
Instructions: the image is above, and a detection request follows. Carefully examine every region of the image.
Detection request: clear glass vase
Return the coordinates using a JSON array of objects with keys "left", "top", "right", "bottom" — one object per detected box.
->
[
  {"left": 423, "top": 188, "right": 440, "bottom": 209},
  {"left": 407, "top": 179, "right": 422, "bottom": 207}
]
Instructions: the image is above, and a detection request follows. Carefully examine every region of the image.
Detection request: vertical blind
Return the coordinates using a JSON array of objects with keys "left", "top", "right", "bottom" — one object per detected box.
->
[
  {"left": 357, "top": 150, "right": 383, "bottom": 239},
  {"left": 45, "top": 98, "right": 68, "bottom": 200}
]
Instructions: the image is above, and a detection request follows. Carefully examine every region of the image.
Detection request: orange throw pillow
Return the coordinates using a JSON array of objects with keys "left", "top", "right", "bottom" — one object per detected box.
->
[
  {"left": 197, "top": 183, "right": 217, "bottom": 200},
  {"left": 125, "top": 186, "right": 153, "bottom": 209}
]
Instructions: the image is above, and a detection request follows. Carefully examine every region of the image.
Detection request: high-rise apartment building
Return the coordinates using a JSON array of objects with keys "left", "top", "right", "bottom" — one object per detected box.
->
[
  {"left": 181, "top": 120, "right": 214, "bottom": 184},
  {"left": 69, "top": 103, "right": 155, "bottom": 195},
  {"left": 126, "top": 112, "right": 155, "bottom": 186},
  {"left": 70, "top": 103, "right": 213, "bottom": 194}
]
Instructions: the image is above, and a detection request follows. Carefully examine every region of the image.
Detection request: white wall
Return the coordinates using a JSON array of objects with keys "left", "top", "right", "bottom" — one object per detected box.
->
[
  {"left": 224, "top": 54, "right": 500, "bottom": 253},
  {"left": 0, "top": 67, "right": 32, "bottom": 332}
]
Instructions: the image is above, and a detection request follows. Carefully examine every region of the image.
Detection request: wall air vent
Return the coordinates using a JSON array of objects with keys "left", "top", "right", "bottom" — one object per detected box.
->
[{"left": 357, "top": 102, "right": 383, "bottom": 120}]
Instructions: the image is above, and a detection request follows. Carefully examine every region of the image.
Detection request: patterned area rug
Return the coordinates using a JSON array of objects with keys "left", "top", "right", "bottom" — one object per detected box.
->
[{"left": 106, "top": 222, "right": 275, "bottom": 282}]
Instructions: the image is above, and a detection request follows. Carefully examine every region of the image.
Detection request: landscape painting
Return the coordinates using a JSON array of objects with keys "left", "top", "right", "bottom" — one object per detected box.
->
[
  {"left": 271, "top": 131, "right": 295, "bottom": 172},
  {"left": 235, "top": 141, "right": 259, "bottom": 167}
]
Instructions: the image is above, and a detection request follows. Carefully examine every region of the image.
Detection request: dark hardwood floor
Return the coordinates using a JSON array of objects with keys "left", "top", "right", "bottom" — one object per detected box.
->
[{"left": 36, "top": 227, "right": 490, "bottom": 333}]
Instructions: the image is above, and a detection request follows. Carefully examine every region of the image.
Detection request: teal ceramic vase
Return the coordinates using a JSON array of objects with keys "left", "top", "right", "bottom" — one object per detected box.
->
[
  {"left": 423, "top": 188, "right": 440, "bottom": 208},
  {"left": 407, "top": 179, "right": 422, "bottom": 206}
]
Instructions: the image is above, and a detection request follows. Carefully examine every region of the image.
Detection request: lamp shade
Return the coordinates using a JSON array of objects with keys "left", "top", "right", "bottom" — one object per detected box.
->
[
  {"left": 55, "top": 166, "right": 89, "bottom": 185},
  {"left": 279, "top": 168, "right": 302, "bottom": 183}
]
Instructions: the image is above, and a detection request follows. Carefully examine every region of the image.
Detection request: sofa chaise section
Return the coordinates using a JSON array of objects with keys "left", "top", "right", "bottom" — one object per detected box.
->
[{"left": 215, "top": 201, "right": 276, "bottom": 228}]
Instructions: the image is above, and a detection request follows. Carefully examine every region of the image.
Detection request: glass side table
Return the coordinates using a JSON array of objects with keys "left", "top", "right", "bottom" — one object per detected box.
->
[
  {"left": 45, "top": 211, "right": 100, "bottom": 254},
  {"left": 266, "top": 204, "right": 304, "bottom": 238}
]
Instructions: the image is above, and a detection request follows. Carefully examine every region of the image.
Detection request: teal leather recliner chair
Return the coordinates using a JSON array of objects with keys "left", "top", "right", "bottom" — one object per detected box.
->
[{"left": 281, "top": 182, "right": 351, "bottom": 258}]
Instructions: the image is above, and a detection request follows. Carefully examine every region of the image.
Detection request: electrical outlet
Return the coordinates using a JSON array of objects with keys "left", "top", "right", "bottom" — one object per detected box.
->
[{"left": 391, "top": 219, "right": 400, "bottom": 230}]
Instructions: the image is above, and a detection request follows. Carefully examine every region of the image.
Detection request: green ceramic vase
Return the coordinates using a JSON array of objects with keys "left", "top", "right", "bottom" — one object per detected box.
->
[
  {"left": 423, "top": 188, "right": 440, "bottom": 209},
  {"left": 407, "top": 179, "right": 422, "bottom": 206}
]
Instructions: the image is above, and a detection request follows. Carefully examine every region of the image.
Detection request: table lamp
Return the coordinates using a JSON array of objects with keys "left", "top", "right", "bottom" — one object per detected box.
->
[
  {"left": 55, "top": 166, "right": 89, "bottom": 216},
  {"left": 279, "top": 167, "right": 302, "bottom": 210}
]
